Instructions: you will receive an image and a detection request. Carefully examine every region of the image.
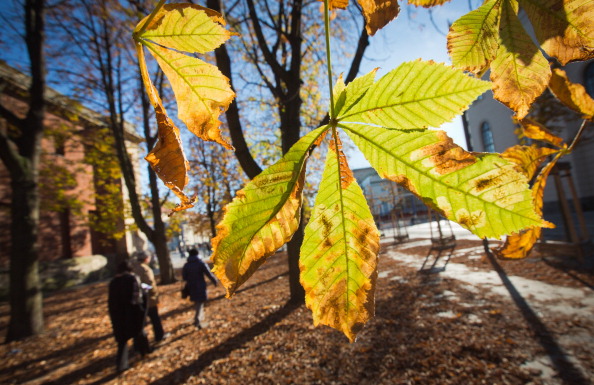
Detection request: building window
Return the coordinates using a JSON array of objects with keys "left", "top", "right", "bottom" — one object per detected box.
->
[
  {"left": 480, "top": 121, "right": 495, "bottom": 152},
  {"left": 585, "top": 62, "right": 594, "bottom": 98},
  {"left": 55, "top": 141, "right": 65, "bottom": 156}
]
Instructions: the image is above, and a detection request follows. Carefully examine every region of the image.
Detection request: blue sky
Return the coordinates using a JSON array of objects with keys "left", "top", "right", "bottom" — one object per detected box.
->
[
  {"left": 346, "top": 0, "right": 481, "bottom": 169},
  {"left": 0, "top": 0, "right": 481, "bottom": 170}
]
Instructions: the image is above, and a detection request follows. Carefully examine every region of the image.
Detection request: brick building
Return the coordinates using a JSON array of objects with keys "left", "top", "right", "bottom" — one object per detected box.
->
[{"left": 0, "top": 61, "right": 145, "bottom": 265}]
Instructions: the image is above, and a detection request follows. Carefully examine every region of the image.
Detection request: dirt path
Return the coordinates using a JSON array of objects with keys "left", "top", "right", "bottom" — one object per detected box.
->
[{"left": 1, "top": 238, "right": 593, "bottom": 384}]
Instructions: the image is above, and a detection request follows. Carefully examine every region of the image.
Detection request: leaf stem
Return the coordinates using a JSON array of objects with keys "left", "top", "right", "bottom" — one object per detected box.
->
[
  {"left": 135, "top": 43, "right": 161, "bottom": 110},
  {"left": 134, "top": 0, "right": 167, "bottom": 38},
  {"left": 323, "top": 0, "right": 335, "bottom": 120},
  {"left": 567, "top": 119, "right": 589, "bottom": 153}
]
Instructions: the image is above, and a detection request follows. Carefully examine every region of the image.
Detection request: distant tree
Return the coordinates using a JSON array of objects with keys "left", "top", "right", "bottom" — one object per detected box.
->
[
  {"left": 188, "top": 136, "right": 246, "bottom": 239},
  {"left": 50, "top": 0, "right": 177, "bottom": 283}
]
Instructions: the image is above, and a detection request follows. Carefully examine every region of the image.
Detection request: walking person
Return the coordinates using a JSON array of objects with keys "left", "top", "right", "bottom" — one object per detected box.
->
[
  {"left": 108, "top": 260, "right": 151, "bottom": 373},
  {"left": 182, "top": 248, "right": 217, "bottom": 329},
  {"left": 132, "top": 251, "right": 168, "bottom": 343}
]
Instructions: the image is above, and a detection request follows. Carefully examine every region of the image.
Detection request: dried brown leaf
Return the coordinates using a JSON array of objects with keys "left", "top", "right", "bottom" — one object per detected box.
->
[{"left": 357, "top": 0, "right": 400, "bottom": 36}]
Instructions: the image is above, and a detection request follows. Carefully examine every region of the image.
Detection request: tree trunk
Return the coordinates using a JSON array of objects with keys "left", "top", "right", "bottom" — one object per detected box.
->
[
  {"left": 280, "top": 85, "right": 305, "bottom": 303},
  {"left": 153, "top": 227, "right": 174, "bottom": 283},
  {"left": 206, "top": 200, "right": 217, "bottom": 240},
  {"left": 6, "top": 172, "right": 44, "bottom": 341},
  {"left": 149, "top": 167, "right": 176, "bottom": 283},
  {"left": 287, "top": 210, "right": 306, "bottom": 303},
  {"left": 3, "top": 0, "right": 46, "bottom": 343}
]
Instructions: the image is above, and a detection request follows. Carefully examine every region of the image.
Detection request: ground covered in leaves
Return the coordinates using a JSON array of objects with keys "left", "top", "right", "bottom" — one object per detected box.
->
[{"left": 1, "top": 238, "right": 593, "bottom": 385}]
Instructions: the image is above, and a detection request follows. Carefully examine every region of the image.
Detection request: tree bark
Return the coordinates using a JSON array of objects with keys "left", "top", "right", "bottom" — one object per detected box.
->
[
  {"left": 6, "top": 172, "right": 44, "bottom": 341},
  {"left": 148, "top": 162, "right": 176, "bottom": 283},
  {"left": 1, "top": 0, "right": 46, "bottom": 342}
]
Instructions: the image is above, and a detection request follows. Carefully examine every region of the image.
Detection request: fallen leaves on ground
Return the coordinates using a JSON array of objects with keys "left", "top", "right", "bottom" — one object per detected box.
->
[{"left": 0, "top": 239, "right": 593, "bottom": 384}]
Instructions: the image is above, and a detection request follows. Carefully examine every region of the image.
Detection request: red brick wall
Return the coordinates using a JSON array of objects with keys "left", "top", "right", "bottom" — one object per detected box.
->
[{"left": 0, "top": 92, "right": 112, "bottom": 263}]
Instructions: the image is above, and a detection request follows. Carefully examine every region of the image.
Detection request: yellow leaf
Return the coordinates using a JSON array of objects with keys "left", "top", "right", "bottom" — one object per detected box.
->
[
  {"left": 408, "top": 0, "right": 452, "bottom": 7},
  {"left": 136, "top": 4, "right": 233, "bottom": 54},
  {"left": 496, "top": 154, "right": 560, "bottom": 259},
  {"left": 357, "top": 0, "right": 400, "bottom": 36},
  {"left": 137, "top": 44, "right": 195, "bottom": 211},
  {"left": 300, "top": 134, "right": 379, "bottom": 342},
  {"left": 145, "top": 41, "right": 235, "bottom": 149},
  {"left": 501, "top": 145, "right": 559, "bottom": 180},
  {"left": 519, "top": 0, "right": 594, "bottom": 65},
  {"left": 549, "top": 67, "right": 594, "bottom": 119},
  {"left": 318, "top": 0, "right": 350, "bottom": 9},
  {"left": 490, "top": 0, "right": 551, "bottom": 119},
  {"left": 145, "top": 103, "right": 196, "bottom": 213},
  {"left": 517, "top": 117, "right": 564, "bottom": 147}
]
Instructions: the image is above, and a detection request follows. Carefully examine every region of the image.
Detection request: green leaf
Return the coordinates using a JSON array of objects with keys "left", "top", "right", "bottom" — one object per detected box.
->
[
  {"left": 490, "top": 0, "right": 551, "bottom": 119},
  {"left": 144, "top": 40, "right": 235, "bottom": 149},
  {"left": 447, "top": 0, "right": 501, "bottom": 74},
  {"left": 211, "top": 126, "right": 329, "bottom": 297},
  {"left": 334, "top": 69, "right": 378, "bottom": 117},
  {"left": 342, "top": 123, "right": 545, "bottom": 239},
  {"left": 300, "top": 133, "right": 379, "bottom": 343},
  {"left": 333, "top": 75, "right": 347, "bottom": 115},
  {"left": 519, "top": 0, "right": 594, "bottom": 65},
  {"left": 135, "top": 3, "right": 233, "bottom": 54},
  {"left": 338, "top": 60, "right": 490, "bottom": 129}
]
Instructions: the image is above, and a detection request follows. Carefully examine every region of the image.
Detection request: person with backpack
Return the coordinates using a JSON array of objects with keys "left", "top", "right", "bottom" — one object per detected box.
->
[{"left": 108, "top": 260, "right": 151, "bottom": 372}]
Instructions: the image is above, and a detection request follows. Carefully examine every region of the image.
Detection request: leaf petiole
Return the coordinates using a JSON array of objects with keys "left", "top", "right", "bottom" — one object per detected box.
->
[
  {"left": 567, "top": 119, "right": 589, "bottom": 153},
  {"left": 133, "top": 0, "right": 167, "bottom": 40},
  {"left": 323, "top": 0, "right": 335, "bottom": 120}
]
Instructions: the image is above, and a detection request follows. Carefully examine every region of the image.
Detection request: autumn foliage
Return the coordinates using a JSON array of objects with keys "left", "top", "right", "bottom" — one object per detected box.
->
[{"left": 134, "top": 0, "right": 594, "bottom": 341}]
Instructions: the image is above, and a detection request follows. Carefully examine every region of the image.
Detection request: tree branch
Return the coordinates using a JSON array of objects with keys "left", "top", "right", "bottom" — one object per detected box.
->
[
  {"left": 206, "top": 0, "right": 262, "bottom": 180},
  {"left": 245, "top": 0, "right": 288, "bottom": 83},
  {"left": 0, "top": 103, "right": 25, "bottom": 130}
]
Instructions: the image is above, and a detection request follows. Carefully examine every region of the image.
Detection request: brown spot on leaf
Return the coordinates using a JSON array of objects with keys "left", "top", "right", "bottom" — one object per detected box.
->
[
  {"left": 474, "top": 177, "right": 494, "bottom": 192},
  {"left": 456, "top": 209, "right": 486, "bottom": 229},
  {"left": 321, "top": 214, "right": 333, "bottom": 240},
  {"left": 420, "top": 133, "right": 476, "bottom": 175},
  {"left": 330, "top": 137, "right": 355, "bottom": 189},
  {"left": 253, "top": 172, "right": 292, "bottom": 188},
  {"left": 388, "top": 174, "right": 419, "bottom": 196}
]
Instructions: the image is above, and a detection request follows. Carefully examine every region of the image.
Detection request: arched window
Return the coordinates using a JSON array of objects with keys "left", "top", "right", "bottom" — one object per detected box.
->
[
  {"left": 480, "top": 121, "right": 495, "bottom": 152},
  {"left": 585, "top": 62, "right": 594, "bottom": 98}
]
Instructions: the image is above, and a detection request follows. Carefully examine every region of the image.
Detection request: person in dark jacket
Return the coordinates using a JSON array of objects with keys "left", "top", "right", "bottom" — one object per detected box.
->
[
  {"left": 108, "top": 261, "right": 151, "bottom": 372},
  {"left": 182, "top": 248, "right": 217, "bottom": 329}
]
